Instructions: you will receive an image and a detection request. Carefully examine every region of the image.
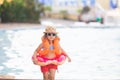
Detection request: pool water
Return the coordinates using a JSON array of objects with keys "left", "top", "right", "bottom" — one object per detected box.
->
[{"left": 0, "top": 27, "right": 120, "bottom": 79}]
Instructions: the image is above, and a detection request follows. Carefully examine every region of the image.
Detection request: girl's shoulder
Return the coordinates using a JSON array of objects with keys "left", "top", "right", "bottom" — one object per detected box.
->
[{"left": 39, "top": 43, "right": 44, "bottom": 48}]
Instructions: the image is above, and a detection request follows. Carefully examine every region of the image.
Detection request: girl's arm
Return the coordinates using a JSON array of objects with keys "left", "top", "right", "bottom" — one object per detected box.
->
[
  {"left": 33, "top": 43, "right": 43, "bottom": 64},
  {"left": 33, "top": 43, "right": 52, "bottom": 66},
  {"left": 52, "top": 44, "right": 71, "bottom": 65},
  {"left": 59, "top": 44, "right": 71, "bottom": 62}
]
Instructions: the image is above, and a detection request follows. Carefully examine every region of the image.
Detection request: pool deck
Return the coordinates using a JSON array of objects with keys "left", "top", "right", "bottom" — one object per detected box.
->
[
  {"left": 0, "top": 23, "right": 41, "bottom": 29},
  {"left": 0, "top": 18, "right": 74, "bottom": 29},
  {"left": 0, "top": 18, "right": 120, "bottom": 29},
  {"left": 0, "top": 75, "right": 15, "bottom": 79}
]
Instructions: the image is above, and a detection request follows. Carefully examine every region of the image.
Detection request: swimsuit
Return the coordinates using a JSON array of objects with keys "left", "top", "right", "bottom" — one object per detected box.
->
[
  {"left": 36, "top": 45, "right": 66, "bottom": 62},
  {"left": 36, "top": 53, "right": 66, "bottom": 62},
  {"left": 32, "top": 37, "right": 66, "bottom": 73},
  {"left": 41, "top": 64, "right": 57, "bottom": 73}
]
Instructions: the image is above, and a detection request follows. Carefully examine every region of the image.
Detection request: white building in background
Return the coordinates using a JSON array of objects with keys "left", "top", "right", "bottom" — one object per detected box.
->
[
  {"left": 38, "top": 0, "right": 120, "bottom": 21},
  {"left": 51, "top": 0, "right": 81, "bottom": 14},
  {"left": 38, "top": 0, "right": 96, "bottom": 14},
  {"left": 38, "top": 0, "right": 120, "bottom": 14}
]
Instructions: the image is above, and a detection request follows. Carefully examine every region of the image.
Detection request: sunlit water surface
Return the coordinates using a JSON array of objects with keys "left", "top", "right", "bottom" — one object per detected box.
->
[{"left": 0, "top": 27, "right": 120, "bottom": 79}]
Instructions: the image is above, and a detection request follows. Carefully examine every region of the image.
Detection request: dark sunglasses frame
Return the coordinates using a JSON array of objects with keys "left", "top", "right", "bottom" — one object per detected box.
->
[{"left": 45, "top": 33, "right": 57, "bottom": 36}]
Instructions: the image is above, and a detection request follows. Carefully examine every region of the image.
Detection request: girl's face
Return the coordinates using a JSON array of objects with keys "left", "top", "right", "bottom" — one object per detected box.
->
[{"left": 46, "top": 33, "right": 56, "bottom": 41}]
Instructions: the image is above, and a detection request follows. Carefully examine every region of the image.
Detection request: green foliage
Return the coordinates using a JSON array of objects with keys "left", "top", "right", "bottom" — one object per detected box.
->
[
  {"left": 1, "top": 0, "right": 43, "bottom": 23},
  {"left": 60, "top": 10, "right": 68, "bottom": 19},
  {"left": 60, "top": 10, "right": 67, "bottom": 14},
  {"left": 77, "top": 8, "right": 82, "bottom": 13},
  {"left": 44, "top": 6, "right": 52, "bottom": 12}
]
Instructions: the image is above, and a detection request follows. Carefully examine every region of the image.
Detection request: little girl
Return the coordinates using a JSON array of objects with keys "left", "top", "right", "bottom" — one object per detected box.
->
[{"left": 32, "top": 26, "right": 71, "bottom": 80}]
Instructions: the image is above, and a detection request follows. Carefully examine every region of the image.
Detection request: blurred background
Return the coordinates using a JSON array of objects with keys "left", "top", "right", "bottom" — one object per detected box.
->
[
  {"left": 0, "top": 0, "right": 120, "bottom": 79},
  {"left": 0, "top": 0, "right": 120, "bottom": 24}
]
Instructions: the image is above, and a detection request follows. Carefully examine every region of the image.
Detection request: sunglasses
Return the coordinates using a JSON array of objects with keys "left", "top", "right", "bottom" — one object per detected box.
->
[{"left": 46, "top": 33, "right": 56, "bottom": 36}]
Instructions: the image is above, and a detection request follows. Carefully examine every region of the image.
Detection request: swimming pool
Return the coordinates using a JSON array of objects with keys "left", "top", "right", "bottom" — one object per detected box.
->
[{"left": 0, "top": 27, "right": 120, "bottom": 79}]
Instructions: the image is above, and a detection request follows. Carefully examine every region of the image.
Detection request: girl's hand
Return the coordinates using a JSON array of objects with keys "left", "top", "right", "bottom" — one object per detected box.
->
[
  {"left": 46, "top": 60, "right": 52, "bottom": 65},
  {"left": 33, "top": 59, "right": 38, "bottom": 65},
  {"left": 32, "top": 56, "right": 38, "bottom": 65},
  {"left": 51, "top": 60, "right": 58, "bottom": 65},
  {"left": 67, "top": 57, "right": 71, "bottom": 62}
]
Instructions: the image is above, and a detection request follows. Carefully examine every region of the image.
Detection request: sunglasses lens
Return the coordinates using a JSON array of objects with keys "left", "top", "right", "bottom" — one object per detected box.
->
[
  {"left": 47, "top": 33, "right": 56, "bottom": 36},
  {"left": 52, "top": 33, "right": 56, "bottom": 36},
  {"left": 47, "top": 33, "right": 51, "bottom": 36}
]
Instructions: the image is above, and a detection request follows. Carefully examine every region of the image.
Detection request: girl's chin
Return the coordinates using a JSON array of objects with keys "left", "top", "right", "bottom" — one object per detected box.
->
[{"left": 49, "top": 39, "right": 54, "bottom": 40}]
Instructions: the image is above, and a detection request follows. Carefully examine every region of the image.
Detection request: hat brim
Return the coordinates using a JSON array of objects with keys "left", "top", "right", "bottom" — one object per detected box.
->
[{"left": 43, "top": 32, "right": 58, "bottom": 34}]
